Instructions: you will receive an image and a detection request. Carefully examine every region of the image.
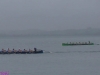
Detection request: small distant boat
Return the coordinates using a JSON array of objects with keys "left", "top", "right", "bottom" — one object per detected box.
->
[{"left": 62, "top": 41, "right": 94, "bottom": 46}]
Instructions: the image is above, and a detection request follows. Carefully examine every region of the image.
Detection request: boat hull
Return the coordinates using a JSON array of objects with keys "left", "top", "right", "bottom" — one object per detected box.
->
[
  {"left": 0, "top": 50, "right": 43, "bottom": 54},
  {"left": 62, "top": 43, "right": 94, "bottom": 46}
]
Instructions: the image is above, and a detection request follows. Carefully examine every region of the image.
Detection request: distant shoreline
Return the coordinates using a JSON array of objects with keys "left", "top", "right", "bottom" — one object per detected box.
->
[{"left": 0, "top": 28, "right": 100, "bottom": 37}]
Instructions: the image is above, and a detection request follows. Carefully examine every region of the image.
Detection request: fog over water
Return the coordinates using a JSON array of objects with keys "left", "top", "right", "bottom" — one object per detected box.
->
[
  {"left": 0, "top": 28, "right": 100, "bottom": 37},
  {"left": 0, "top": 0, "right": 100, "bottom": 31}
]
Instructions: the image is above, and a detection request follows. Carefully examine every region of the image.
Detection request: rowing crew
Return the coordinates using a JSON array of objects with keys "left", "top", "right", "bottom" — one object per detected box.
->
[
  {"left": 1, "top": 48, "right": 37, "bottom": 53},
  {"left": 67, "top": 41, "right": 92, "bottom": 44}
]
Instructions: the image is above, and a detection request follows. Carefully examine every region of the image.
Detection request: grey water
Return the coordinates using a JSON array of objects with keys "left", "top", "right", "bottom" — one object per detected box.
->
[{"left": 0, "top": 36, "right": 100, "bottom": 75}]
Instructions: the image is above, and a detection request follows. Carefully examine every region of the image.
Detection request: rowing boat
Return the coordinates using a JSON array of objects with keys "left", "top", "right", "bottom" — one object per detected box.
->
[
  {"left": 0, "top": 50, "right": 43, "bottom": 54},
  {"left": 62, "top": 43, "right": 94, "bottom": 46}
]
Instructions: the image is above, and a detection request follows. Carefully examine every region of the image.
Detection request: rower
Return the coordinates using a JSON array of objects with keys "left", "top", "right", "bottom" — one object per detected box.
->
[
  {"left": 2, "top": 48, "right": 4, "bottom": 52},
  {"left": 12, "top": 48, "right": 14, "bottom": 52},
  {"left": 30, "top": 49, "right": 33, "bottom": 53},
  {"left": 8, "top": 48, "right": 12, "bottom": 53},
  {"left": 29, "top": 49, "right": 32, "bottom": 52},
  {"left": 2, "top": 48, "right": 4, "bottom": 51},
  {"left": 79, "top": 42, "right": 80, "bottom": 44},
  {"left": 13, "top": 48, "right": 14, "bottom": 50},
  {"left": 13, "top": 48, "right": 16, "bottom": 53},
  {"left": 82, "top": 42, "right": 84, "bottom": 45},
  {"left": 19, "top": 49, "right": 22, "bottom": 52},
  {"left": 29, "top": 49, "right": 31, "bottom": 53},
  {"left": 88, "top": 41, "right": 90, "bottom": 44},
  {"left": 7, "top": 48, "right": 10, "bottom": 52},
  {"left": 34, "top": 48, "right": 37, "bottom": 52},
  {"left": 8, "top": 48, "right": 9, "bottom": 50},
  {"left": 85, "top": 42, "right": 87, "bottom": 44},
  {"left": 2, "top": 48, "right": 6, "bottom": 53},
  {"left": 24, "top": 49, "right": 27, "bottom": 52}
]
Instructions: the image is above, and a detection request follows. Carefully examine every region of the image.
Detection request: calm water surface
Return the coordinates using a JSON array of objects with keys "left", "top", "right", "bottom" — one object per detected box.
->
[{"left": 0, "top": 36, "right": 100, "bottom": 75}]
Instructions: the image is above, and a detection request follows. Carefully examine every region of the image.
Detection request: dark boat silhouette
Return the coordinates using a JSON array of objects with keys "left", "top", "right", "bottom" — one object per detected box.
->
[{"left": 0, "top": 49, "right": 43, "bottom": 54}]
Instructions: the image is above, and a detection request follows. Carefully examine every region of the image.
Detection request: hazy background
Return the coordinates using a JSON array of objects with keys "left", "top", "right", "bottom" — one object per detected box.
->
[
  {"left": 0, "top": 1, "right": 100, "bottom": 75},
  {"left": 0, "top": 0, "right": 100, "bottom": 31}
]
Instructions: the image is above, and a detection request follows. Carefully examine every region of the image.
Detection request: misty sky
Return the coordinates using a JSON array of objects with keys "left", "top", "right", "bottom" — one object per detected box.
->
[{"left": 0, "top": 0, "right": 100, "bottom": 31}]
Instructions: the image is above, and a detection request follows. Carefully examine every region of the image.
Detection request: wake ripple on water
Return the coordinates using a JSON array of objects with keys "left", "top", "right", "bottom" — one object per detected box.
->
[{"left": 43, "top": 50, "right": 100, "bottom": 54}]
